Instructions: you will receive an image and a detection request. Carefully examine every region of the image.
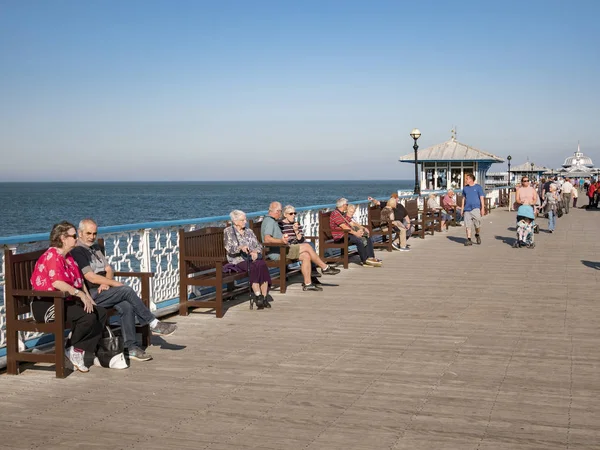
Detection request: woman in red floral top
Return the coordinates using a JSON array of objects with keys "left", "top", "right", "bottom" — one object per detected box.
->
[{"left": 30, "top": 221, "right": 107, "bottom": 373}]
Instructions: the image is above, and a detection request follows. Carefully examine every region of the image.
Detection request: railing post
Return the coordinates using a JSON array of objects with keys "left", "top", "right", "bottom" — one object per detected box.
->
[{"left": 140, "top": 228, "right": 154, "bottom": 311}]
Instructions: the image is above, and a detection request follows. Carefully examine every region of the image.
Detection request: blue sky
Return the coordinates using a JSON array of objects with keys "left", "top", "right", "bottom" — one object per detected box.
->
[{"left": 1, "top": 0, "right": 598, "bottom": 181}]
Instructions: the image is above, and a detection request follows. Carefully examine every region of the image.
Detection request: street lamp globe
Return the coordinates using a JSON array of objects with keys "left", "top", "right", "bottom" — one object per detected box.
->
[{"left": 410, "top": 128, "right": 421, "bottom": 140}]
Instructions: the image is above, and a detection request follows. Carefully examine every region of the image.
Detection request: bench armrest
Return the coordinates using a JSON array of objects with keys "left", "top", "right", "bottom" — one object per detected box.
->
[
  {"left": 12, "top": 290, "right": 69, "bottom": 298},
  {"left": 113, "top": 271, "right": 155, "bottom": 278}
]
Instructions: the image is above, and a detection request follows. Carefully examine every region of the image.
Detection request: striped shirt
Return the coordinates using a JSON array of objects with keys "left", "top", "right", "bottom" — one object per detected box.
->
[
  {"left": 279, "top": 221, "right": 305, "bottom": 244},
  {"left": 330, "top": 209, "right": 351, "bottom": 240}
]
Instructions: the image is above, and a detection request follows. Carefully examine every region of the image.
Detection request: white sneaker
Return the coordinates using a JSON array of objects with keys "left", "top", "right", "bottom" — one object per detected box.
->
[
  {"left": 391, "top": 243, "right": 401, "bottom": 251},
  {"left": 65, "top": 346, "right": 89, "bottom": 373},
  {"left": 400, "top": 247, "right": 411, "bottom": 252}
]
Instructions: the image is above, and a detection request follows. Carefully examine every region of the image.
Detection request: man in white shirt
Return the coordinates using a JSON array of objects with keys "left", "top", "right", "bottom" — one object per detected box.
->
[{"left": 561, "top": 177, "right": 574, "bottom": 214}]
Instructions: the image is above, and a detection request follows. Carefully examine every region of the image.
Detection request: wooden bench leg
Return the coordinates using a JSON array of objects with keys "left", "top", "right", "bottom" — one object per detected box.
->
[
  {"left": 215, "top": 289, "right": 224, "bottom": 318},
  {"left": 6, "top": 328, "right": 19, "bottom": 375}
]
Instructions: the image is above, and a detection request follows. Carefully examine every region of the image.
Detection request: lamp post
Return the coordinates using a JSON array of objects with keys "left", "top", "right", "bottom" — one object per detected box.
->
[
  {"left": 530, "top": 162, "right": 535, "bottom": 182},
  {"left": 410, "top": 128, "right": 421, "bottom": 195},
  {"left": 507, "top": 155, "right": 512, "bottom": 186}
]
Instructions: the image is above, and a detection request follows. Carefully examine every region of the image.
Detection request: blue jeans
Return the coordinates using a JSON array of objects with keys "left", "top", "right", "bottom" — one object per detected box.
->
[
  {"left": 548, "top": 210, "right": 556, "bottom": 231},
  {"left": 91, "top": 285, "right": 155, "bottom": 349}
]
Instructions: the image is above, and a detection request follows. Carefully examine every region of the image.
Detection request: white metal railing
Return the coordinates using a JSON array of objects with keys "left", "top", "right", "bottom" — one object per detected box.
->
[{"left": 0, "top": 188, "right": 504, "bottom": 361}]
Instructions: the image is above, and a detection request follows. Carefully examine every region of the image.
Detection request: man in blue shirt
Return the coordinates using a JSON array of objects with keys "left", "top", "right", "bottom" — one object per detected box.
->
[{"left": 461, "top": 173, "right": 486, "bottom": 246}]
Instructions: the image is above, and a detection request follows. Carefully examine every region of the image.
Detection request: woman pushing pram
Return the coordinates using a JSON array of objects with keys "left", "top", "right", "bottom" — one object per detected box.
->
[{"left": 513, "top": 205, "right": 536, "bottom": 248}]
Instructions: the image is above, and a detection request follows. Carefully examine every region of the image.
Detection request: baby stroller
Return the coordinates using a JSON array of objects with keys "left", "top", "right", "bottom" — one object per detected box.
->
[{"left": 513, "top": 205, "right": 536, "bottom": 249}]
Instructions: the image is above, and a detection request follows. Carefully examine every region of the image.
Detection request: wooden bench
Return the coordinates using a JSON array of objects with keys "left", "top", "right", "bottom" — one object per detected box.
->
[
  {"left": 404, "top": 199, "right": 435, "bottom": 239},
  {"left": 249, "top": 219, "right": 302, "bottom": 294},
  {"left": 178, "top": 226, "right": 249, "bottom": 318},
  {"left": 367, "top": 205, "right": 393, "bottom": 252},
  {"left": 4, "top": 246, "right": 152, "bottom": 378},
  {"left": 318, "top": 210, "right": 352, "bottom": 269}
]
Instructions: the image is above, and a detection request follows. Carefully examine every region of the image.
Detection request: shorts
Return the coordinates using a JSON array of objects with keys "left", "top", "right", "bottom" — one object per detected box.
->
[
  {"left": 464, "top": 209, "right": 481, "bottom": 229},
  {"left": 268, "top": 243, "right": 301, "bottom": 261}
]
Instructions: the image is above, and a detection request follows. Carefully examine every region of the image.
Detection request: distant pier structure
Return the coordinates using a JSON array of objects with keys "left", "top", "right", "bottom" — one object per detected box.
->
[
  {"left": 553, "top": 143, "right": 599, "bottom": 178},
  {"left": 399, "top": 129, "right": 504, "bottom": 191}
]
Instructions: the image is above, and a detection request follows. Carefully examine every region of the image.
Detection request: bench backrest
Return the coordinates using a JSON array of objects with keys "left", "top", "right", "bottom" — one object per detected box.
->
[
  {"left": 179, "top": 227, "right": 227, "bottom": 275},
  {"left": 404, "top": 199, "right": 419, "bottom": 219},
  {"left": 4, "top": 248, "right": 46, "bottom": 315},
  {"left": 249, "top": 219, "right": 264, "bottom": 243},
  {"left": 368, "top": 205, "right": 382, "bottom": 227},
  {"left": 319, "top": 210, "right": 334, "bottom": 240}
]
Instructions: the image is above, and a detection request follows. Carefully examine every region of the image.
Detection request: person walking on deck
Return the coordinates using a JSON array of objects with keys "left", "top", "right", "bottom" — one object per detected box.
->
[
  {"left": 561, "top": 177, "right": 573, "bottom": 214},
  {"left": 461, "top": 173, "right": 485, "bottom": 246}
]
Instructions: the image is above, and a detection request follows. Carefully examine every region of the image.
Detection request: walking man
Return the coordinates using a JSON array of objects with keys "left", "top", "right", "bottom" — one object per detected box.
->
[
  {"left": 461, "top": 173, "right": 486, "bottom": 246},
  {"left": 561, "top": 177, "right": 573, "bottom": 214}
]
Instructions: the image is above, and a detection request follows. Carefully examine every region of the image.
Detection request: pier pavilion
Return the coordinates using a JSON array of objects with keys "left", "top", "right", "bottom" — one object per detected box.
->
[
  {"left": 508, "top": 161, "right": 548, "bottom": 183},
  {"left": 1, "top": 207, "right": 599, "bottom": 449},
  {"left": 399, "top": 132, "right": 503, "bottom": 191}
]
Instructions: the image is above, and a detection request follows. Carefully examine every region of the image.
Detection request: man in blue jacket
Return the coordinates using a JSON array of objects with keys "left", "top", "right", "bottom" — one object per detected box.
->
[{"left": 461, "top": 173, "right": 486, "bottom": 246}]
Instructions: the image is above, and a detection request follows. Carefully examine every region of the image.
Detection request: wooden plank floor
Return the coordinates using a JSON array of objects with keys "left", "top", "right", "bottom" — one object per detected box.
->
[{"left": 1, "top": 207, "right": 599, "bottom": 450}]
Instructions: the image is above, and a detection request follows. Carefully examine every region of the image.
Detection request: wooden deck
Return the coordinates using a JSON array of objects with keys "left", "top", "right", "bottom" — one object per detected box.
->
[{"left": 1, "top": 207, "right": 600, "bottom": 449}]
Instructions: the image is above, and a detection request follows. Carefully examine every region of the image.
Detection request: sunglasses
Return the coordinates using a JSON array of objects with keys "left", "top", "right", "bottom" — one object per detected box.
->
[
  {"left": 522, "top": 180, "right": 529, "bottom": 182},
  {"left": 287, "top": 212, "right": 297, "bottom": 215},
  {"left": 66, "top": 234, "right": 77, "bottom": 239}
]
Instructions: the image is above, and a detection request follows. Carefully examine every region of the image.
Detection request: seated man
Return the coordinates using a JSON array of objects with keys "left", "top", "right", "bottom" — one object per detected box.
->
[
  {"left": 71, "top": 219, "right": 177, "bottom": 362},
  {"left": 442, "top": 189, "right": 463, "bottom": 223},
  {"left": 261, "top": 202, "right": 340, "bottom": 291},
  {"left": 330, "top": 198, "right": 381, "bottom": 267}
]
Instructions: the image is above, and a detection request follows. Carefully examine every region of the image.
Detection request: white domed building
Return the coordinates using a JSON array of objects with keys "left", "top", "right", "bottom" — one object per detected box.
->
[{"left": 558, "top": 144, "right": 597, "bottom": 177}]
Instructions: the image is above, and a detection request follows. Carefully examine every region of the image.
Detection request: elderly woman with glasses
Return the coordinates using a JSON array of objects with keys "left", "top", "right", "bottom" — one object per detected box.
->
[
  {"left": 30, "top": 221, "right": 107, "bottom": 373},
  {"left": 279, "top": 205, "right": 340, "bottom": 287},
  {"left": 224, "top": 210, "right": 272, "bottom": 309}
]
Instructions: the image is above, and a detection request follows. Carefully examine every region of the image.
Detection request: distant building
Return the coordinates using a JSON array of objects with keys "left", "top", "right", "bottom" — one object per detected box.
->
[
  {"left": 555, "top": 144, "right": 598, "bottom": 178},
  {"left": 399, "top": 131, "right": 503, "bottom": 190}
]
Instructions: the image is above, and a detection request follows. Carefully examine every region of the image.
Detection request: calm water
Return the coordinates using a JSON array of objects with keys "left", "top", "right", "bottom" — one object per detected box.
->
[{"left": 0, "top": 180, "right": 413, "bottom": 237}]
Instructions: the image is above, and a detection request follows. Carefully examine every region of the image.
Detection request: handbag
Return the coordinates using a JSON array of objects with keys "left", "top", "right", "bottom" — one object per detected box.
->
[{"left": 94, "top": 326, "right": 128, "bottom": 369}]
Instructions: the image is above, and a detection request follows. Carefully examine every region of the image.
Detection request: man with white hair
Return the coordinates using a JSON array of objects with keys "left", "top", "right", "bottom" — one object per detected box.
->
[
  {"left": 330, "top": 198, "right": 382, "bottom": 266},
  {"left": 71, "top": 218, "right": 177, "bottom": 362},
  {"left": 262, "top": 201, "right": 340, "bottom": 291}
]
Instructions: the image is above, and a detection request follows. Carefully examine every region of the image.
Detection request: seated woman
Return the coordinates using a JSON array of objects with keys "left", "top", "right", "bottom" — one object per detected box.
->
[
  {"left": 380, "top": 197, "right": 412, "bottom": 251},
  {"left": 224, "top": 210, "right": 272, "bottom": 309},
  {"left": 346, "top": 204, "right": 382, "bottom": 265},
  {"left": 427, "top": 193, "right": 449, "bottom": 232},
  {"left": 30, "top": 221, "right": 107, "bottom": 373},
  {"left": 279, "top": 205, "right": 340, "bottom": 287}
]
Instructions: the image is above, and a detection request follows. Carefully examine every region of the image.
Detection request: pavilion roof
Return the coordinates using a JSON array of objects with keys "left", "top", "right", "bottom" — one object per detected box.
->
[{"left": 399, "top": 138, "right": 503, "bottom": 163}]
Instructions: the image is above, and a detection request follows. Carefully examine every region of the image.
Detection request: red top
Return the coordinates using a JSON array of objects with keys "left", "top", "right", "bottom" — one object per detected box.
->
[
  {"left": 30, "top": 247, "right": 84, "bottom": 296},
  {"left": 330, "top": 209, "right": 350, "bottom": 240}
]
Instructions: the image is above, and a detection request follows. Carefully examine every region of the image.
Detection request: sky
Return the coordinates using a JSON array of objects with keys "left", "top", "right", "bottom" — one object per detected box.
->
[{"left": 1, "top": 0, "right": 599, "bottom": 181}]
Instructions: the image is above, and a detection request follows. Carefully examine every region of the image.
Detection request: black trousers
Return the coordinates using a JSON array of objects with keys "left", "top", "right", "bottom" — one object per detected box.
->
[{"left": 32, "top": 299, "right": 107, "bottom": 366}]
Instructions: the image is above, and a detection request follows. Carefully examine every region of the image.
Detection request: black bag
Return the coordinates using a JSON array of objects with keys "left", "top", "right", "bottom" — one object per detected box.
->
[
  {"left": 533, "top": 224, "right": 540, "bottom": 234},
  {"left": 94, "top": 326, "right": 128, "bottom": 369}
]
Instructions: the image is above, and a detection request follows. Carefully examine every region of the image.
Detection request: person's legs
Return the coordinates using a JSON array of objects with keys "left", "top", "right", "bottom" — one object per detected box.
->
[
  {"left": 563, "top": 193, "right": 571, "bottom": 213},
  {"left": 65, "top": 303, "right": 107, "bottom": 368},
  {"left": 548, "top": 210, "right": 555, "bottom": 231},
  {"left": 573, "top": 196, "right": 577, "bottom": 208},
  {"left": 111, "top": 301, "right": 137, "bottom": 349},
  {"left": 300, "top": 243, "right": 326, "bottom": 270},
  {"left": 347, "top": 234, "right": 368, "bottom": 263},
  {"left": 92, "top": 286, "right": 155, "bottom": 327},
  {"left": 398, "top": 226, "right": 407, "bottom": 248},
  {"left": 464, "top": 211, "right": 473, "bottom": 241},
  {"left": 365, "top": 237, "right": 375, "bottom": 259},
  {"left": 299, "top": 251, "right": 312, "bottom": 284}
]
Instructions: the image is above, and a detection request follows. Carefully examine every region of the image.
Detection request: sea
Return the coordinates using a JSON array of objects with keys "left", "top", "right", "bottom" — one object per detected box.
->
[{"left": 0, "top": 180, "right": 413, "bottom": 237}]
